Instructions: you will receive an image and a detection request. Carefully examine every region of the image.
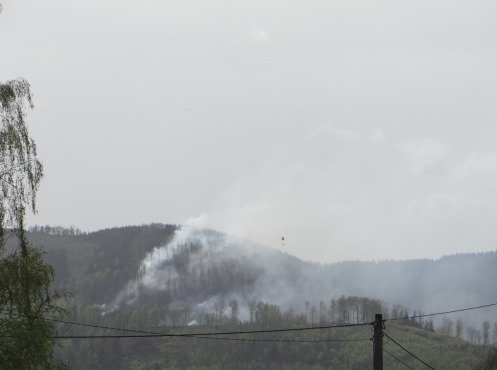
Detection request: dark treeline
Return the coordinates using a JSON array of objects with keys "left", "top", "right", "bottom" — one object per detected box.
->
[
  {"left": 30, "top": 225, "right": 85, "bottom": 236},
  {"left": 27, "top": 224, "right": 178, "bottom": 303}
]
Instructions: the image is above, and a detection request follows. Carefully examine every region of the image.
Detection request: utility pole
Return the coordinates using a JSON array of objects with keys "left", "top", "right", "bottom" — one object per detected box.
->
[{"left": 373, "top": 313, "right": 383, "bottom": 370}]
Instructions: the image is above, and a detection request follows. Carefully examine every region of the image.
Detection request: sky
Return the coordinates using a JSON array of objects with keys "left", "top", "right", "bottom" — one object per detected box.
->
[{"left": 1, "top": 0, "right": 497, "bottom": 262}]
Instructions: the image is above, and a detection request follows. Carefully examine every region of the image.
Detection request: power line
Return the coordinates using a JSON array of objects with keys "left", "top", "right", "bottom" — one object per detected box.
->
[
  {"left": 53, "top": 333, "right": 371, "bottom": 342},
  {"left": 194, "top": 335, "right": 371, "bottom": 343},
  {"left": 2, "top": 310, "right": 373, "bottom": 342},
  {"left": 196, "top": 336, "right": 371, "bottom": 343},
  {"left": 384, "top": 302, "right": 497, "bottom": 322},
  {"left": 1, "top": 310, "right": 372, "bottom": 337},
  {"left": 0, "top": 311, "right": 157, "bottom": 336},
  {"left": 384, "top": 332, "right": 435, "bottom": 369},
  {"left": 51, "top": 322, "right": 372, "bottom": 339},
  {"left": 8, "top": 300, "right": 497, "bottom": 338},
  {"left": 385, "top": 348, "right": 414, "bottom": 369},
  {"left": 12, "top": 300, "right": 496, "bottom": 338},
  {"left": 48, "top": 317, "right": 162, "bottom": 335},
  {"left": 54, "top": 321, "right": 371, "bottom": 337}
]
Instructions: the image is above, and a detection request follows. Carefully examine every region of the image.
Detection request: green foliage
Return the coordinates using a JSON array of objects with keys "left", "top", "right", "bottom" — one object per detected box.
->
[
  {"left": 0, "top": 246, "right": 68, "bottom": 369},
  {"left": 0, "top": 78, "right": 68, "bottom": 369},
  {"left": 473, "top": 347, "right": 497, "bottom": 370}
]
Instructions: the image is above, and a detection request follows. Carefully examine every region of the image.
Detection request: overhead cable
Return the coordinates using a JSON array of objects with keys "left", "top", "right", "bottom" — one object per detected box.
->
[
  {"left": 52, "top": 333, "right": 371, "bottom": 342},
  {"left": 385, "top": 348, "right": 414, "bottom": 369},
  {"left": 384, "top": 332, "right": 435, "bottom": 369},
  {"left": 1, "top": 310, "right": 372, "bottom": 337},
  {"left": 385, "top": 302, "right": 497, "bottom": 322}
]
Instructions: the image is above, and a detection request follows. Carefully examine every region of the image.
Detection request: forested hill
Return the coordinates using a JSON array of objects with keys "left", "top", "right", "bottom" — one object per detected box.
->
[
  {"left": 28, "top": 224, "right": 179, "bottom": 304},
  {"left": 28, "top": 224, "right": 497, "bottom": 326}
]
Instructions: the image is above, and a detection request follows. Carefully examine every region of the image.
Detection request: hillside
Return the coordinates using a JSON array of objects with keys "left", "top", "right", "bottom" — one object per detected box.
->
[
  {"left": 53, "top": 316, "right": 492, "bottom": 370},
  {"left": 30, "top": 224, "right": 497, "bottom": 324},
  {"left": 30, "top": 224, "right": 178, "bottom": 304},
  {"left": 23, "top": 224, "right": 497, "bottom": 368}
]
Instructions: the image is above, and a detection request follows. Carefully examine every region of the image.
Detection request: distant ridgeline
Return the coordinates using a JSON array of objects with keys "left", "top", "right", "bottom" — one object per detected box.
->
[
  {"left": 29, "top": 225, "right": 87, "bottom": 236},
  {"left": 28, "top": 224, "right": 497, "bottom": 344}
]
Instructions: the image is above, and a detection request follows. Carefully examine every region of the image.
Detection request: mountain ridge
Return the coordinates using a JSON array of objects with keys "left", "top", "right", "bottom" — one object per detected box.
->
[{"left": 22, "top": 223, "right": 497, "bottom": 329}]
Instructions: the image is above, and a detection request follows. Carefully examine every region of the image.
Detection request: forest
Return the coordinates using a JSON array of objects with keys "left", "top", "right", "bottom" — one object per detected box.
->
[{"left": 20, "top": 224, "right": 497, "bottom": 368}]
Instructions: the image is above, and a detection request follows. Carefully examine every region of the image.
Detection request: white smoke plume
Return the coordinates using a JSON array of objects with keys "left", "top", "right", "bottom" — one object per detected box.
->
[
  {"left": 106, "top": 219, "right": 497, "bottom": 329},
  {"left": 106, "top": 217, "right": 330, "bottom": 316}
]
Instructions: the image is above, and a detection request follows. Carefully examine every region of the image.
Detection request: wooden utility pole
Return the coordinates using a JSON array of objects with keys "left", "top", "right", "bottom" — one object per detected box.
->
[{"left": 373, "top": 313, "right": 383, "bottom": 370}]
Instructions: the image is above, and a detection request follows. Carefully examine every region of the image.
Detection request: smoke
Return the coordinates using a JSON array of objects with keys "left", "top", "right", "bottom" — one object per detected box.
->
[
  {"left": 104, "top": 219, "right": 497, "bottom": 331},
  {"left": 107, "top": 217, "right": 328, "bottom": 315},
  {"left": 107, "top": 218, "right": 226, "bottom": 311},
  {"left": 106, "top": 126, "right": 497, "bottom": 327},
  {"left": 182, "top": 127, "right": 497, "bottom": 263}
]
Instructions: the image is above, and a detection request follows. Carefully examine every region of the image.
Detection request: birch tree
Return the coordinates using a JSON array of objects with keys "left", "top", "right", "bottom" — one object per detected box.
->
[{"left": 0, "top": 78, "right": 67, "bottom": 369}]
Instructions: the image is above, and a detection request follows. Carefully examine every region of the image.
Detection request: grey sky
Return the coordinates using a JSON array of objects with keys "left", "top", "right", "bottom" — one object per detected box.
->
[{"left": 1, "top": 0, "right": 497, "bottom": 261}]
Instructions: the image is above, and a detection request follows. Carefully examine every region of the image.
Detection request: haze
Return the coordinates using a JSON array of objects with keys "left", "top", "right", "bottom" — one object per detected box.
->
[{"left": 1, "top": 0, "right": 497, "bottom": 261}]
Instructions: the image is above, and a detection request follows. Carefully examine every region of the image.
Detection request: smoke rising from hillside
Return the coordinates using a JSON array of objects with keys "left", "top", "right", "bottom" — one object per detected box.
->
[
  {"left": 108, "top": 219, "right": 329, "bottom": 315},
  {"left": 107, "top": 223, "right": 497, "bottom": 328}
]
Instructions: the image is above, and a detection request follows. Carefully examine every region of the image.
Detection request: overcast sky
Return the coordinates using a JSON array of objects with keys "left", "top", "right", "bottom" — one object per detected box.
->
[{"left": 1, "top": 0, "right": 497, "bottom": 261}]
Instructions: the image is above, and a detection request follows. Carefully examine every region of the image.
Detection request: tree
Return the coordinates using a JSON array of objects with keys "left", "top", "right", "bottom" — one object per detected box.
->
[
  {"left": 319, "top": 301, "right": 326, "bottom": 324},
  {"left": 483, "top": 321, "right": 491, "bottom": 345},
  {"left": 228, "top": 299, "right": 239, "bottom": 323},
  {"left": 309, "top": 304, "right": 317, "bottom": 324},
  {"left": 0, "top": 78, "right": 67, "bottom": 368},
  {"left": 456, "top": 319, "right": 464, "bottom": 339},
  {"left": 473, "top": 347, "right": 497, "bottom": 370},
  {"left": 493, "top": 322, "right": 497, "bottom": 345},
  {"left": 441, "top": 317, "right": 453, "bottom": 336}
]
